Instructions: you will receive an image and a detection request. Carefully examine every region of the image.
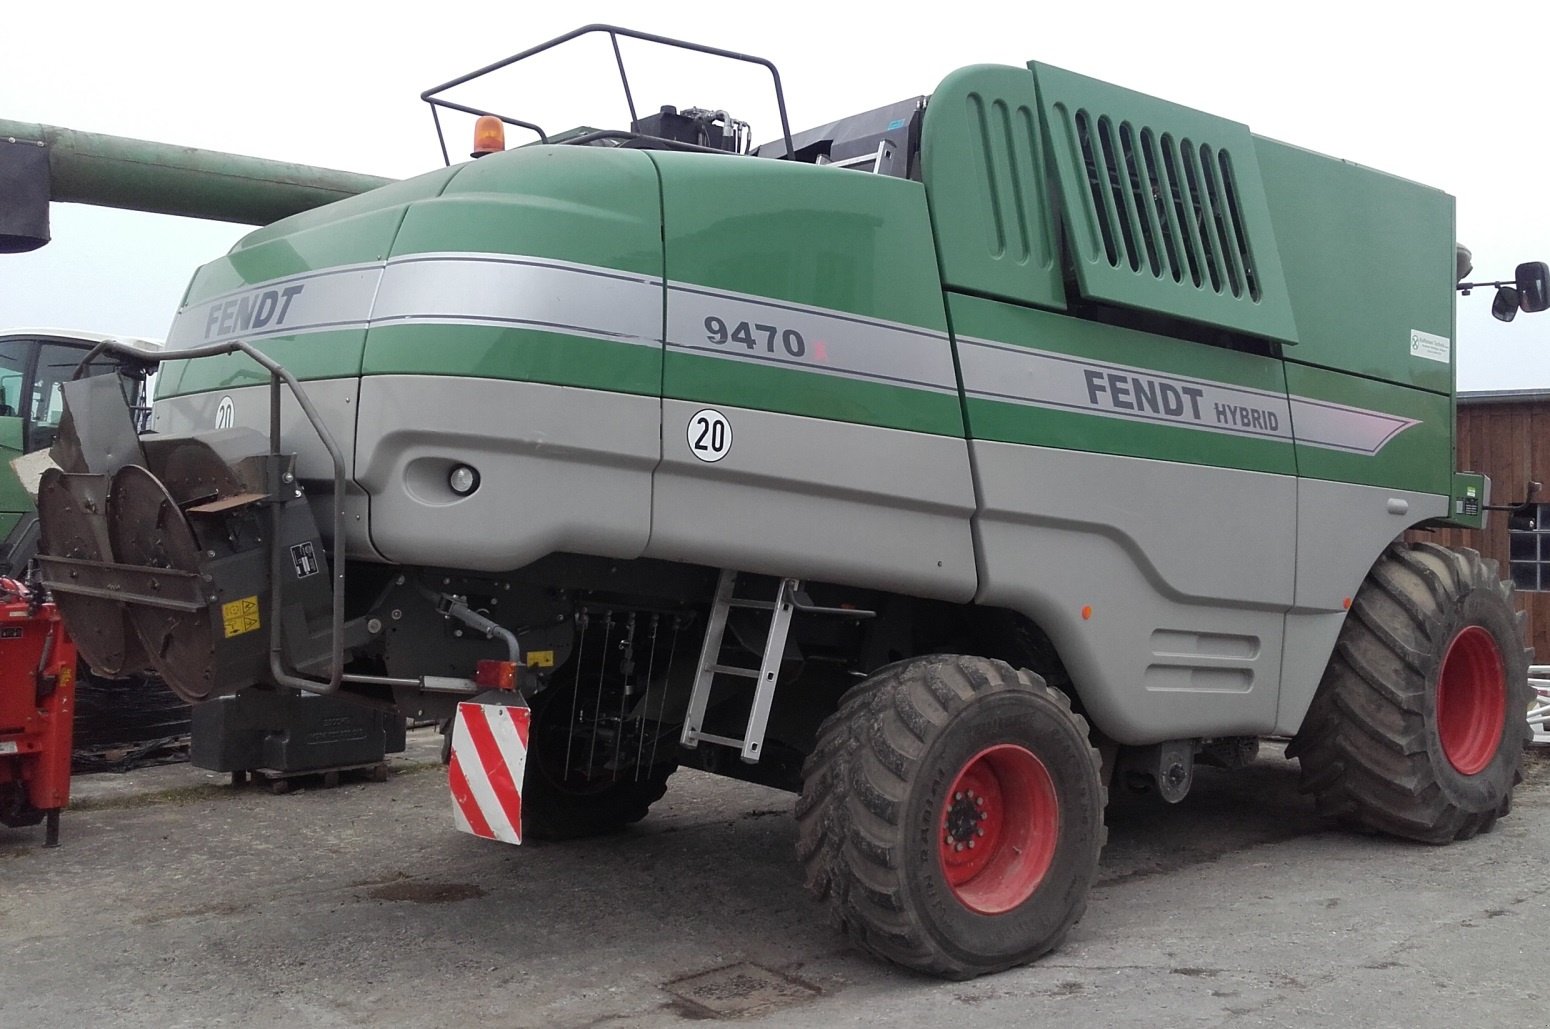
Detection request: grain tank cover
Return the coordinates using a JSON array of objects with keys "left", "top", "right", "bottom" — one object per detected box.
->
[{"left": 1031, "top": 62, "right": 1299, "bottom": 345}]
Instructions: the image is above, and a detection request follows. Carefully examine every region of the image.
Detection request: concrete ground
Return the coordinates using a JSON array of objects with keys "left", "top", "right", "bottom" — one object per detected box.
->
[{"left": 2, "top": 733, "right": 1548, "bottom": 1028}]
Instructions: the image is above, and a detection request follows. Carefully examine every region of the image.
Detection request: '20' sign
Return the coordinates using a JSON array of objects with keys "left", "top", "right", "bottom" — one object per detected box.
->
[{"left": 687, "top": 409, "right": 732, "bottom": 463}]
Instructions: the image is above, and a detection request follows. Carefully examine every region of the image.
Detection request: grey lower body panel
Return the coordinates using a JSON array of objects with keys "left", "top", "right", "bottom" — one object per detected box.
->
[
  {"left": 970, "top": 440, "right": 1297, "bottom": 745},
  {"left": 645, "top": 401, "right": 979, "bottom": 602},
  {"left": 1272, "top": 478, "right": 1449, "bottom": 736},
  {"left": 152, "top": 379, "right": 379, "bottom": 561},
  {"left": 353, "top": 376, "right": 659, "bottom": 571}
]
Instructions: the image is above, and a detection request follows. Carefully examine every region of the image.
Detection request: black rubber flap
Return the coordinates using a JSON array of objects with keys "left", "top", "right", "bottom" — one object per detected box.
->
[{"left": 0, "top": 137, "right": 50, "bottom": 253}]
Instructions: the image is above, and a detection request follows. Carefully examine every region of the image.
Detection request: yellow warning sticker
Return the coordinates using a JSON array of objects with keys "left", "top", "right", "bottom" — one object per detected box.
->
[
  {"left": 222, "top": 596, "right": 262, "bottom": 638},
  {"left": 526, "top": 649, "right": 556, "bottom": 669}
]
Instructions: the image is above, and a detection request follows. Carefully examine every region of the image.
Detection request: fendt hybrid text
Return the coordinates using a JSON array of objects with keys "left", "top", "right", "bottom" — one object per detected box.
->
[{"left": 21, "top": 27, "right": 1548, "bottom": 977}]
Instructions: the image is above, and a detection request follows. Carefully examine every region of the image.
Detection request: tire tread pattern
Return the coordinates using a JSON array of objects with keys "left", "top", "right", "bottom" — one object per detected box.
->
[
  {"left": 796, "top": 654, "right": 1106, "bottom": 979},
  {"left": 1288, "top": 542, "right": 1531, "bottom": 844}
]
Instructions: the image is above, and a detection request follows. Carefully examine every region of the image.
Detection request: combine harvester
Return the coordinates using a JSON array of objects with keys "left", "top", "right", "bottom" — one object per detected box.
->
[{"left": 5, "top": 26, "right": 1545, "bottom": 978}]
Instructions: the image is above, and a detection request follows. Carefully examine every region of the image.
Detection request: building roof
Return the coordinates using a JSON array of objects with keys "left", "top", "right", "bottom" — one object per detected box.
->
[{"left": 1459, "top": 388, "right": 1550, "bottom": 405}]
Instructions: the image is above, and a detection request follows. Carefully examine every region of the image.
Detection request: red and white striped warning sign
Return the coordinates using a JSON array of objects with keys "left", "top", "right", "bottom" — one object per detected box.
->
[{"left": 448, "top": 699, "right": 531, "bottom": 845}]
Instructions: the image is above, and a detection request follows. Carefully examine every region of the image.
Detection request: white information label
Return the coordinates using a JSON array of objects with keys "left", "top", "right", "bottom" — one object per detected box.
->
[
  {"left": 0, "top": 741, "right": 17, "bottom": 755},
  {"left": 686, "top": 409, "right": 733, "bottom": 463},
  {"left": 1409, "top": 329, "right": 1451, "bottom": 364}
]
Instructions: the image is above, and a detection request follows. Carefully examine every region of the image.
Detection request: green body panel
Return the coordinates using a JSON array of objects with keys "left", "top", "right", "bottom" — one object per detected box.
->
[
  {"left": 233, "top": 169, "right": 463, "bottom": 251},
  {"left": 921, "top": 65, "right": 1066, "bottom": 311},
  {"left": 949, "top": 293, "right": 1296, "bottom": 475},
  {"left": 159, "top": 172, "right": 463, "bottom": 399},
  {"left": 652, "top": 151, "right": 960, "bottom": 436},
  {"left": 148, "top": 58, "right": 1463, "bottom": 518},
  {"left": 361, "top": 147, "right": 665, "bottom": 395},
  {"left": 652, "top": 153, "right": 948, "bottom": 320},
  {"left": 669, "top": 355, "right": 963, "bottom": 437},
  {"left": 420, "top": 147, "right": 662, "bottom": 276},
  {"left": 1284, "top": 362, "right": 1450, "bottom": 494},
  {"left": 363, "top": 324, "right": 660, "bottom": 395},
  {"left": 0, "top": 414, "right": 24, "bottom": 524},
  {"left": 1256, "top": 138, "right": 1455, "bottom": 394},
  {"left": 157, "top": 330, "right": 368, "bottom": 399},
  {"left": 1030, "top": 63, "right": 1299, "bottom": 345}
]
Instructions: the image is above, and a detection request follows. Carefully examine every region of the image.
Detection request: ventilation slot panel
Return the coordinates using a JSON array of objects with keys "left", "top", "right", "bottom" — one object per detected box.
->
[
  {"left": 1073, "top": 115, "right": 1267, "bottom": 302},
  {"left": 1034, "top": 61, "right": 1297, "bottom": 344}
]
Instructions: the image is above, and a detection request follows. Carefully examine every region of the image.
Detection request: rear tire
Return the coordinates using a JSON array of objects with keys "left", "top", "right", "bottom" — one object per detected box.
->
[
  {"left": 1288, "top": 542, "right": 1530, "bottom": 843},
  {"left": 521, "top": 752, "right": 675, "bottom": 841},
  {"left": 797, "top": 655, "right": 1106, "bottom": 979},
  {"left": 522, "top": 684, "right": 676, "bottom": 841}
]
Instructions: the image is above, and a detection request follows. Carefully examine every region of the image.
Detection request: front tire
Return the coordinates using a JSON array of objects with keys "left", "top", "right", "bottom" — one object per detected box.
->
[
  {"left": 797, "top": 655, "right": 1106, "bottom": 979},
  {"left": 1288, "top": 542, "right": 1531, "bottom": 843}
]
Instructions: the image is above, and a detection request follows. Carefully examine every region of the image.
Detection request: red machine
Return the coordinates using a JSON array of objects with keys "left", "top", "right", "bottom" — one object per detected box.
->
[{"left": 0, "top": 578, "right": 77, "bottom": 847}]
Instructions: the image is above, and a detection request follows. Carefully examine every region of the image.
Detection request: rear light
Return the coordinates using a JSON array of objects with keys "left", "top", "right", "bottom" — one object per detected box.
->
[{"left": 475, "top": 659, "right": 519, "bottom": 690}]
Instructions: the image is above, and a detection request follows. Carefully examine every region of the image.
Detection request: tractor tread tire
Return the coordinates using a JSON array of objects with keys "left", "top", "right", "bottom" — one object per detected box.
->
[
  {"left": 1288, "top": 542, "right": 1530, "bottom": 844},
  {"left": 521, "top": 764, "right": 675, "bottom": 842},
  {"left": 520, "top": 680, "right": 677, "bottom": 842},
  {"left": 797, "top": 655, "right": 1106, "bottom": 980}
]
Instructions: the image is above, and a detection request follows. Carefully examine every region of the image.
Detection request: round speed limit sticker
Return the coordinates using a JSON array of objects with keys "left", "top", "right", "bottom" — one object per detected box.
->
[{"left": 687, "top": 409, "right": 732, "bottom": 463}]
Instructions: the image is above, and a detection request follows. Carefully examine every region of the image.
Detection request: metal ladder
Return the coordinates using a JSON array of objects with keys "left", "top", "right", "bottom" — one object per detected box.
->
[
  {"left": 681, "top": 570, "right": 799, "bottom": 764},
  {"left": 816, "top": 140, "right": 895, "bottom": 174},
  {"left": 682, "top": 569, "right": 876, "bottom": 764}
]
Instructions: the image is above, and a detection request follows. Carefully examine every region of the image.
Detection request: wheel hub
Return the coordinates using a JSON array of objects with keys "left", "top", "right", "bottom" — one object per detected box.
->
[
  {"left": 939, "top": 743, "right": 1059, "bottom": 915},
  {"left": 944, "top": 791, "right": 986, "bottom": 845},
  {"left": 1436, "top": 625, "right": 1506, "bottom": 776}
]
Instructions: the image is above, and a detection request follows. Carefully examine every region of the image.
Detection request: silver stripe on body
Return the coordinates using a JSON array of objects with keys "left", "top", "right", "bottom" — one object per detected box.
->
[
  {"left": 170, "top": 252, "right": 961, "bottom": 396},
  {"left": 1286, "top": 396, "right": 1419, "bottom": 456},
  {"left": 665, "top": 282, "right": 959, "bottom": 395},
  {"left": 167, "top": 254, "right": 664, "bottom": 353},
  {"left": 957, "top": 336, "right": 1419, "bottom": 456},
  {"left": 369, "top": 253, "right": 662, "bottom": 347},
  {"left": 959, "top": 336, "right": 1293, "bottom": 443},
  {"left": 167, "top": 262, "right": 385, "bottom": 348},
  {"left": 168, "top": 255, "right": 1418, "bottom": 458}
]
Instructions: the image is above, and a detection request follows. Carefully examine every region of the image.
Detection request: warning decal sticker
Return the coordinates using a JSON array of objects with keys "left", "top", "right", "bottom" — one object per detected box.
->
[
  {"left": 222, "top": 596, "right": 262, "bottom": 639},
  {"left": 290, "top": 541, "right": 320, "bottom": 579}
]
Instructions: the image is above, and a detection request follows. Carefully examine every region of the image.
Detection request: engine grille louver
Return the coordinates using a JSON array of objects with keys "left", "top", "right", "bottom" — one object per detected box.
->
[
  {"left": 1034, "top": 63, "right": 1298, "bottom": 344},
  {"left": 1075, "top": 112, "right": 1261, "bottom": 301}
]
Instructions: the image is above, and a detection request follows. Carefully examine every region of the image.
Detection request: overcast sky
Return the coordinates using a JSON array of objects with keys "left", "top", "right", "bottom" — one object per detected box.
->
[{"left": 4, "top": 0, "right": 1546, "bottom": 390}]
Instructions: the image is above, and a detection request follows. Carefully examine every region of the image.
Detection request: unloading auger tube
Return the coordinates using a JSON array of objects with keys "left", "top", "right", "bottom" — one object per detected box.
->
[{"left": 63, "top": 337, "right": 346, "bottom": 697}]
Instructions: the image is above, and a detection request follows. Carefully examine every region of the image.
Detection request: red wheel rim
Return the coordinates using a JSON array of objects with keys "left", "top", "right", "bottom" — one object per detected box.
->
[
  {"left": 1436, "top": 626, "right": 1506, "bottom": 775},
  {"left": 938, "top": 743, "right": 1059, "bottom": 914}
]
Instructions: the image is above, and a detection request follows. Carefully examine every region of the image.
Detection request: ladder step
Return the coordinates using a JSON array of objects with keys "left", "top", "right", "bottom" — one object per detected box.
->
[
  {"left": 726, "top": 598, "right": 779, "bottom": 611},
  {"left": 691, "top": 731, "right": 747, "bottom": 749},
  {"left": 707, "top": 663, "right": 760, "bottom": 678}
]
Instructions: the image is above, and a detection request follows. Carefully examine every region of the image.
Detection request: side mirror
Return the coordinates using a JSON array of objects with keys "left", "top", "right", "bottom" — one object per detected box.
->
[
  {"left": 1516, "top": 261, "right": 1550, "bottom": 313},
  {"left": 1493, "top": 287, "right": 1521, "bottom": 322}
]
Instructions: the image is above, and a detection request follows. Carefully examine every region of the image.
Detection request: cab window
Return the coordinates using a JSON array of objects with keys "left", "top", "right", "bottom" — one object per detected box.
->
[
  {"left": 0, "top": 340, "right": 27, "bottom": 420},
  {"left": 29, "top": 343, "right": 117, "bottom": 452}
]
